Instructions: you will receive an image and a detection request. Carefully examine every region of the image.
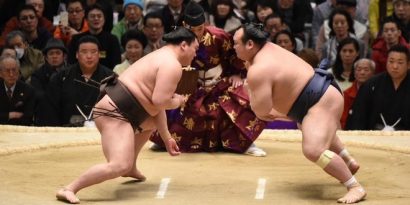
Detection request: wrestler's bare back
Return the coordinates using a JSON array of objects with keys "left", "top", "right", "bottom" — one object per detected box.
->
[
  {"left": 118, "top": 47, "right": 183, "bottom": 116},
  {"left": 247, "top": 43, "right": 314, "bottom": 115}
]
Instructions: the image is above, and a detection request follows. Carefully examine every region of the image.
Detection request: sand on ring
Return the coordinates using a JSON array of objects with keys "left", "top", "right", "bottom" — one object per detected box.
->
[{"left": 0, "top": 125, "right": 410, "bottom": 205}]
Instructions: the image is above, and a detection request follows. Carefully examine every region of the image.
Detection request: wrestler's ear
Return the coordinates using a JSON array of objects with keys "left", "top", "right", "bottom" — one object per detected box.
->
[
  {"left": 246, "top": 40, "right": 254, "bottom": 49},
  {"left": 180, "top": 41, "right": 188, "bottom": 51}
]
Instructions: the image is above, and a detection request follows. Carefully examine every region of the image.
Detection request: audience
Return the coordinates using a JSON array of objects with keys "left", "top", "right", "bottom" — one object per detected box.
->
[
  {"left": 15, "top": 5, "right": 52, "bottom": 50},
  {"left": 208, "top": 0, "right": 242, "bottom": 34},
  {"left": 0, "top": 0, "right": 408, "bottom": 131},
  {"left": 54, "top": 0, "right": 89, "bottom": 46},
  {"left": 113, "top": 29, "right": 147, "bottom": 74},
  {"left": 317, "top": 8, "right": 365, "bottom": 67},
  {"left": 0, "top": 56, "right": 36, "bottom": 125},
  {"left": 346, "top": 45, "right": 410, "bottom": 130},
  {"left": 111, "top": 0, "right": 144, "bottom": 49},
  {"left": 0, "top": 0, "right": 54, "bottom": 47},
  {"left": 68, "top": 4, "right": 121, "bottom": 70},
  {"left": 387, "top": 0, "right": 410, "bottom": 42},
  {"left": 31, "top": 38, "right": 67, "bottom": 126},
  {"left": 368, "top": 0, "right": 394, "bottom": 40},
  {"left": 273, "top": 30, "right": 298, "bottom": 54},
  {"left": 372, "top": 18, "right": 410, "bottom": 73},
  {"left": 5, "top": 30, "right": 45, "bottom": 83},
  {"left": 46, "top": 35, "right": 113, "bottom": 126},
  {"left": 142, "top": 12, "right": 166, "bottom": 54},
  {"left": 330, "top": 37, "right": 361, "bottom": 91},
  {"left": 272, "top": 0, "right": 313, "bottom": 42},
  {"left": 160, "top": 0, "right": 185, "bottom": 33},
  {"left": 341, "top": 58, "right": 375, "bottom": 129}
]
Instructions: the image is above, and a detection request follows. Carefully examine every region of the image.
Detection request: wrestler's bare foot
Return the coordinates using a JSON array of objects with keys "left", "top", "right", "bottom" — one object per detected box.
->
[
  {"left": 337, "top": 185, "right": 366, "bottom": 204},
  {"left": 122, "top": 169, "right": 146, "bottom": 181},
  {"left": 56, "top": 188, "right": 80, "bottom": 204}
]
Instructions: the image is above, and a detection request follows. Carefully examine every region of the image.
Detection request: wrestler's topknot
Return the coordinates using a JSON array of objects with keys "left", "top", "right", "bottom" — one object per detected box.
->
[
  {"left": 162, "top": 27, "right": 197, "bottom": 45},
  {"left": 241, "top": 23, "right": 269, "bottom": 46}
]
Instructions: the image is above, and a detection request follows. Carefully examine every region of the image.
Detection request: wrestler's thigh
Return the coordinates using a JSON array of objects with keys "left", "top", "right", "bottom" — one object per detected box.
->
[
  {"left": 97, "top": 116, "right": 136, "bottom": 163},
  {"left": 301, "top": 110, "right": 339, "bottom": 152}
]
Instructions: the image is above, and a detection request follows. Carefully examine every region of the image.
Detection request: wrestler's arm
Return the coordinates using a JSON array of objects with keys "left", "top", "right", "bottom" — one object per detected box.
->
[
  {"left": 153, "top": 110, "right": 180, "bottom": 156},
  {"left": 247, "top": 65, "right": 277, "bottom": 121},
  {"left": 152, "top": 62, "right": 184, "bottom": 110}
]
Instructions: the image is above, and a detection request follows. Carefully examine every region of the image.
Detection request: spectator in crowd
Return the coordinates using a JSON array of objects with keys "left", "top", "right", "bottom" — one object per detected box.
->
[
  {"left": 208, "top": 0, "right": 242, "bottom": 34},
  {"left": 86, "top": 0, "right": 114, "bottom": 32},
  {"left": 15, "top": 5, "right": 52, "bottom": 50},
  {"left": 0, "top": 46, "right": 17, "bottom": 59},
  {"left": 142, "top": 12, "right": 166, "bottom": 54},
  {"left": 341, "top": 58, "right": 375, "bottom": 129},
  {"left": 232, "top": 0, "right": 255, "bottom": 23},
  {"left": 113, "top": 29, "right": 147, "bottom": 74},
  {"left": 0, "top": 0, "right": 54, "bottom": 47},
  {"left": 150, "top": 1, "right": 266, "bottom": 157},
  {"left": 111, "top": 0, "right": 144, "bottom": 49},
  {"left": 330, "top": 37, "right": 360, "bottom": 91},
  {"left": 272, "top": 0, "right": 313, "bottom": 43},
  {"left": 54, "top": 0, "right": 89, "bottom": 46},
  {"left": 263, "top": 14, "right": 285, "bottom": 41},
  {"left": 5, "top": 30, "right": 45, "bottom": 82},
  {"left": 355, "top": 0, "right": 370, "bottom": 24},
  {"left": 0, "top": 56, "right": 36, "bottom": 125},
  {"left": 160, "top": 0, "right": 185, "bottom": 33},
  {"left": 0, "top": 0, "right": 23, "bottom": 32},
  {"left": 317, "top": 8, "right": 365, "bottom": 67},
  {"left": 273, "top": 30, "right": 298, "bottom": 54},
  {"left": 311, "top": 0, "right": 368, "bottom": 48},
  {"left": 47, "top": 35, "right": 113, "bottom": 126},
  {"left": 311, "top": 0, "right": 337, "bottom": 48},
  {"left": 30, "top": 38, "right": 67, "bottom": 126},
  {"left": 297, "top": 48, "right": 320, "bottom": 68},
  {"left": 264, "top": 13, "right": 304, "bottom": 51},
  {"left": 316, "top": 1, "right": 368, "bottom": 60},
  {"left": 372, "top": 17, "right": 410, "bottom": 73},
  {"left": 68, "top": 4, "right": 122, "bottom": 70},
  {"left": 386, "top": 0, "right": 410, "bottom": 42},
  {"left": 368, "top": 0, "right": 394, "bottom": 40},
  {"left": 252, "top": 0, "right": 275, "bottom": 24},
  {"left": 346, "top": 44, "right": 410, "bottom": 130},
  {"left": 145, "top": 0, "right": 167, "bottom": 13}
]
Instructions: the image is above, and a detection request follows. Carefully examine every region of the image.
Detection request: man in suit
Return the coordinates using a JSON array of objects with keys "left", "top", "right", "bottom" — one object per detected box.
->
[
  {"left": 160, "top": 0, "right": 186, "bottom": 33},
  {"left": 0, "top": 55, "right": 36, "bottom": 125}
]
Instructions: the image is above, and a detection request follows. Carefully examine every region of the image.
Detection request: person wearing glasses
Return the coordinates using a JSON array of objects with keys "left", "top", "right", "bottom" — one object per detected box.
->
[
  {"left": 54, "top": 0, "right": 89, "bottom": 46},
  {"left": 142, "top": 11, "right": 166, "bottom": 54},
  {"left": 68, "top": 4, "right": 121, "bottom": 69},
  {"left": 0, "top": 0, "right": 54, "bottom": 47},
  {"left": 0, "top": 56, "right": 36, "bottom": 126}
]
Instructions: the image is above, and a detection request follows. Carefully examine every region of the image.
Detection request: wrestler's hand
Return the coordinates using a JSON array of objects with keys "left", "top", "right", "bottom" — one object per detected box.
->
[
  {"left": 229, "top": 75, "right": 243, "bottom": 88},
  {"left": 172, "top": 94, "right": 185, "bottom": 107},
  {"left": 164, "top": 138, "right": 181, "bottom": 156}
]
